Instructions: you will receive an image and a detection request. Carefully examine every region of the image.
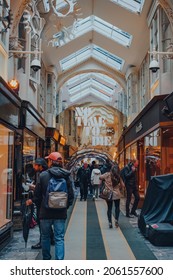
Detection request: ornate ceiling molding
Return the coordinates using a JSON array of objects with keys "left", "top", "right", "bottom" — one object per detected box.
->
[
  {"left": 23, "top": 0, "right": 45, "bottom": 40},
  {"left": 10, "top": 0, "right": 30, "bottom": 36}
]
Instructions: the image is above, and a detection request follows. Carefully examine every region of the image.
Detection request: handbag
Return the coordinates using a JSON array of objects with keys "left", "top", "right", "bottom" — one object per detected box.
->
[{"left": 99, "top": 186, "right": 113, "bottom": 201}]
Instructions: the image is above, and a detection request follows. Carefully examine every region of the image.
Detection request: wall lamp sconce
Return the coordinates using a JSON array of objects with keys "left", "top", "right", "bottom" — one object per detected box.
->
[
  {"left": 8, "top": 78, "right": 20, "bottom": 94},
  {"left": 149, "top": 45, "right": 173, "bottom": 73},
  {"left": 9, "top": 50, "right": 43, "bottom": 72}
]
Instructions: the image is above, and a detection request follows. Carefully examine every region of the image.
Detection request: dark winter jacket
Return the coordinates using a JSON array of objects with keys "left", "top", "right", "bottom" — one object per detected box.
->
[
  {"left": 77, "top": 166, "right": 91, "bottom": 185},
  {"left": 124, "top": 162, "right": 137, "bottom": 189},
  {"left": 34, "top": 166, "right": 74, "bottom": 220},
  {"left": 100, "top": 162, "right": 112, "bottom": 174}
]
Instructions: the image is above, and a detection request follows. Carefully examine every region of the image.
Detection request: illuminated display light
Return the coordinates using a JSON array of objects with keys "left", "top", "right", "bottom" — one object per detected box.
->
[
  {"left": 8, "top": 79, "right": 19, "bottom": 93},
  {"left": 60, "top": 136, "right": 66, "bottom": 146}
]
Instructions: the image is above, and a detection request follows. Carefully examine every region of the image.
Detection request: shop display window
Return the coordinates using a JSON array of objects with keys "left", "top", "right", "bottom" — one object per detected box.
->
[
  {"left": 162, "top": 127, "right": 173, "bottom": 174},
  {"left": 119, "top": 152, "right": 124, "bottom": 169},
  {"left": 125, "top": 143, "right": 137, "bottom": 164},
  {"left": 50, "top": 139, "right": 56, "bottom": 152},
  {"left": 144, "top": 129, "right": 161, "bottom": 179},
  {"left": 22, "top": 131, "right": 36, "bottom": 192},
  {"left": 0, "top": 124, "right": 14, "bottom": 228}
]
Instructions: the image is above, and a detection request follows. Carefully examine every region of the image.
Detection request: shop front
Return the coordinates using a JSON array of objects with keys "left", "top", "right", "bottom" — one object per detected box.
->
[
  {"left": 0, "top": 77, "right": 21, "bottom": 249},
  {"left": 117, "top": 95, "right": 173, "bottom": 203},
  {"left": 45, "top": 127, "right": 60, "bottom": 156},
  {"left": 20, "top": 101, "right": 47, "bottom": 197},
  {"left": 12, "top": 101, "right": 47, "bottom": 230},
  {"left": 58, "top": 135, "right": 66, "bottom": 162}
]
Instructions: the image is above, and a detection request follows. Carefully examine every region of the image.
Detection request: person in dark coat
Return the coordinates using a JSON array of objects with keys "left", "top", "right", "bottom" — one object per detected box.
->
[
  {"left": 77, "top": 162, "right": 91, "bottom": 201},
  {"left": 124, "top": 159, "right": 140, "bottom": 218},
  {"left": 100, "top": 159, "right": 112, "bottom": 174},
  {"left": 29, "top": 157, "right": 48, "bottom": 249},
  {"left": 26, "top": 152, "right": 74, "bottom": 260}
]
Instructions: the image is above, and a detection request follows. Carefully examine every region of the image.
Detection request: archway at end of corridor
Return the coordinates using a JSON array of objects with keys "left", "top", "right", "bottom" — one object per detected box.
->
[{"left": 66, "top": 148, "right": 114, "bottom": 170}]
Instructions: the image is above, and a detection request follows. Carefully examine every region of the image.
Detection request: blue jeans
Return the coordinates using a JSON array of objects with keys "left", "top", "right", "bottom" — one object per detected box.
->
[{"left": 40, "top": 219, "right": 65, "bottom": 260}]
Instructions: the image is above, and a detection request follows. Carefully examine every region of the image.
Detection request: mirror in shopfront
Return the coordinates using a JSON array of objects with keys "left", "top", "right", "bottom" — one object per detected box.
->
[
  {"left": 145, "top": 129, "right": 161, "bottom": 180},
  {"left": 22, "top": 131, "right": 36, "bottom": 194},
  {"left": 162, "top": 127, "right": 173, "bottom": 174},
  {"left": 0, "top": 124, "right": 14, "bottom": 228}
]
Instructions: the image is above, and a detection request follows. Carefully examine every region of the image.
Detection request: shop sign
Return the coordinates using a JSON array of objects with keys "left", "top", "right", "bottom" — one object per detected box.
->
[
  {"left": 136, "top": 122, "right": 142, "bottom": 133},
  {"left": 75, "top": 107, "right": 117, "bottom": 147}
]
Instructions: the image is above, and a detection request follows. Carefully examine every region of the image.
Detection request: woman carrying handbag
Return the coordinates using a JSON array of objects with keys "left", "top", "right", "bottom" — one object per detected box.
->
[{"left": 99, "top": 163, "right": 125, "bottom": 228}]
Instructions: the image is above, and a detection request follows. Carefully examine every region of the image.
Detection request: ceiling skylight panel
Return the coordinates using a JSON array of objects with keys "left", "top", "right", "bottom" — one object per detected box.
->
[
  {"left": 110, "top": 0, "right": 145, "bottom": 14},
  {"left": 95, "top": 73, "right": 118, "bottom": 87},
  {"left": 70, "top": 89, "right": 91, "bottom": 102},
  {"left": 60, "top": 46, "right": 91, "bottom": 71},
  {"left": 91, "top": 87, "right": 111, "bottom": 102},
  {"left": 92, "top": 45, "right": 124, "bottom": 71},
  {"left": 93, "top": 16, "right": 132, "bottom": 47},
  {"left": 71, "top": 16, "right": 132, "bottom": 47},
  {"left": 67, "top": 73, "right": 117, "bottom": 90},
  {"left": 69, "top": 79, "right": 91, "bottom": 95},
  {"left": 74, "top": 16, "right": 92, "bottom": 36},
  {"left": 70, "top": 87, "right": 110, "bottom": 103},
  {"left": 92, "top": 79, "right": 113, "bottom": 95},
  {"left": 67, "top": 74, "right": 90, "bottom": 86}
]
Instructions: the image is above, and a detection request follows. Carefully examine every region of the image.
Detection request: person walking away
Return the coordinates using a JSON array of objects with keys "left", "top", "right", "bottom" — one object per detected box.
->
[
  {"left": 100, "top": 159, "right": 112, "bottom": 174},
  {"left": 27, "top": 152, "right": 74, "bottom": 260},
  {"left": 77, "top": 162, "right": 90, "bottom": 201},
  {"left": 99, "top": 164, "right": 124, "bottom": 228},
  {"left": 88, "top": 160, "right": 96, "bottom": 195},
  {"left": 91, "top": 164, "right": 101, "bottom": 200},
  {"left": 123, "top": 159, "right": 140, "bottom": 218}
]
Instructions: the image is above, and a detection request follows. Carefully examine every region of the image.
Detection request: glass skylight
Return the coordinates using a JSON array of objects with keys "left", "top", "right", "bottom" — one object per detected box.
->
[
  {"left": 110, "top": 0, "right": 145, "bottom": 14},
  {"left": 70, "top": 87, "right": 111, "bottom": 103},
  {"left": 65, "top": 72, "right": 118, "bottom": 103},
  {"left": 54, "top": 16, "right": 132, "bottom": 48},
  {"left": 60, "top": 44, "right": 124, "bottom": 72}
]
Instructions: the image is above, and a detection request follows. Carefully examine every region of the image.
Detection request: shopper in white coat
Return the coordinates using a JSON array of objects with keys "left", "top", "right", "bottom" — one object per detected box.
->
[{"left": 91, "top": 164, "right": 101, "bottom": 199}]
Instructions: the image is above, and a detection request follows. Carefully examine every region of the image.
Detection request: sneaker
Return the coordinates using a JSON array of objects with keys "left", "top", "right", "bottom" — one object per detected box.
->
[
  {"left": 109, "top": 222, "right": 113, "bottom": 228},
  {"left": 31, "top": 242, "right": 41, "bottom": 249}
]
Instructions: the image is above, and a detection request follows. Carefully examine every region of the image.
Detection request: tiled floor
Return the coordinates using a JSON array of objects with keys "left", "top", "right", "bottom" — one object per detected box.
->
[{"left": 0, "top": 197, "right": 173, "bottom": 260}]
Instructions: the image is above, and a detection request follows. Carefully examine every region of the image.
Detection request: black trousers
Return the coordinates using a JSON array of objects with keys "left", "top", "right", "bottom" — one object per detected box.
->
[
  {"left": 126, "top": 187, "right": 140, "bottom": 215},
  {"left": 106, "top": 199, "right": 120, "bottom": 223},
  {"left": 80, "top": 182, "right": 88, "bottom": 200}
]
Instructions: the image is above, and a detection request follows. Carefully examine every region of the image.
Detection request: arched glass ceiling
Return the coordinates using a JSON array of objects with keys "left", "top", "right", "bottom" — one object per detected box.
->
[
  {"left": 64, "top": 73, "right": 122, "bottom": 104},
  {"left": 53, "top": 15, "right": 132, "bottom": 48},
  {"left": 111, "top": 0, "right": 145, "bottom": 14},
  {"left": 60, "top": 44, "right": 124, "bottom": 72}
]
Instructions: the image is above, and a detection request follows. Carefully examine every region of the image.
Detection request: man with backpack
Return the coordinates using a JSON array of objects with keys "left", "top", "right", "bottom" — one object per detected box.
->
[{"left": 27, "top": 152, "right": 74, "bottom": 260}]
